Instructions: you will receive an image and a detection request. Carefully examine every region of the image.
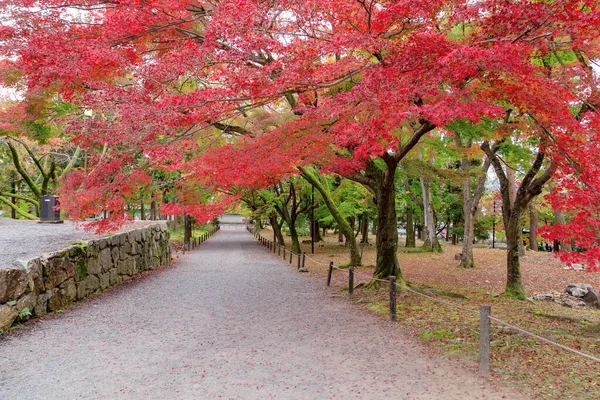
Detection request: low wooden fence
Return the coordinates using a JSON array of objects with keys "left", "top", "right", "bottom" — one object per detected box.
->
[{"left": 247, "top": 225, "right": 600, "bottom": 377}]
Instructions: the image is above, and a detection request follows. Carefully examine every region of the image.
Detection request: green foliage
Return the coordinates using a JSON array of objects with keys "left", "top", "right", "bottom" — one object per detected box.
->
[{"left": 18, "top": 307, "right": 31, "bottom": 319}]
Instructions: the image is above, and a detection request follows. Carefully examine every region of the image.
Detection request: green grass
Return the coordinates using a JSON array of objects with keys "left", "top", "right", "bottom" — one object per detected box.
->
[{"left": 168, "top": 224, "right": 211, "bottom": 242}]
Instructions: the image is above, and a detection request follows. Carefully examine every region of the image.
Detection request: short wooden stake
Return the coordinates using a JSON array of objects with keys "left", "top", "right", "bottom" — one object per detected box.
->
[
  {"left": 327, "top": 261, "right": 333, "bottom": 286},
  {"left": 297, "top": 253, "right": 301, "bottom": 270},
  {"left": 389, "top": 276, "right": 397, "bottom": 322},
  {"left": 302, "top": 253, "right": 306, "bottom": 269},
  {"left": 289, "top": 251, "right": 293, "bottom": 264},
  {"left": 348, "top": 266, "right": 354, "bottom": 297},
  {"left": 479, "top": 304, "right": 491, "bottom": 377},
  {"left": 278, "top": 245, "right": 281, "bottom": 256}
]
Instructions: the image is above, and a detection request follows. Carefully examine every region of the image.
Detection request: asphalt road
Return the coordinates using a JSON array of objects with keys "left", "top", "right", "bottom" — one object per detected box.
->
[{"left": 0, "top": 230, "right": 525, "bottom": 399}]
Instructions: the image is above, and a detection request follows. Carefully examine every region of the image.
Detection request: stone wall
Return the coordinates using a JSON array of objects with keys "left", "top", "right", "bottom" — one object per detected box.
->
[{"left": 0, "top": 223, "right": 170, "bottom": 331}]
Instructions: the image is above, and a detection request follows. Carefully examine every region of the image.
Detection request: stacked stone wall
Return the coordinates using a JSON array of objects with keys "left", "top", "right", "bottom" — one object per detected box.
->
[{"left": 0, "top": 223, "right": 170, "bottom": 331}]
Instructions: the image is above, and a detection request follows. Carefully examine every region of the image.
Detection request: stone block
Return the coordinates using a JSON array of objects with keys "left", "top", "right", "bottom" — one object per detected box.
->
[
  {"left": 44, "top": 256, "right": 75, "bottom": 289},
  {"left": 76, "top": 275, "right": 100, "bottom": 300},
  {"left": 117, "top": 259, "right": 135, "bottom": 276},
  {"left": 109, "top": 268, "right": 121, "bottom": 286},
  {"left": 48, "top": 279, "right": 77, "bottom": 311},
  {"left": 74, "top": 258, "right": 88, "bottom": 282},
  {"left": 565, "top": 283, "right": 594, "bottom": 298},
  {"left": 119, "top": 245, "right": 128, "bottom": 261},
  {"left": 98, "top": 238, "right": 110, "bottom": 250},
  {"left": 87, "top": 256, "right": 101, "bottom": 275},
  {"left": 0, "top": 268, "right": 28, "bottom": 303},
  {"left": 87, "top": 240, "right": 100, "bottom": 256},
  {"left": 17, "top": 293, "right": 36, "bottom": 315},
  {"left": 111, "top": 246, "right": 120, "bottom": 264},
  {"left": 583, "top": 288, "right": 600, "bottom": 308},
  {"left": 99, "top": 248, "right": 113, "bottom": 273},
  {"left": 33, "top": 291, "right": 50, "bottom": 316},
  {"left": 0, "top": 304, "right": 18, "bottom": 331},
  {"left": 99, "top": 273, "right": 110, "bottom": 290},
  {"left": 26, "top": 258, "right": 45, "bottom": 293}
]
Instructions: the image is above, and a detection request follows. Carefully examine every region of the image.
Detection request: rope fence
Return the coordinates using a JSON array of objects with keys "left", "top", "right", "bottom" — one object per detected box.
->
[{"left": 249, "top": 225, "right": 600, "bottom": 375}]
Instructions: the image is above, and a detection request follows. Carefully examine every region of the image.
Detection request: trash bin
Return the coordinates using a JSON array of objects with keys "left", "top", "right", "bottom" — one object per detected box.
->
[{"left": 40, "top": 195, "right": 61, "bottom": 222}]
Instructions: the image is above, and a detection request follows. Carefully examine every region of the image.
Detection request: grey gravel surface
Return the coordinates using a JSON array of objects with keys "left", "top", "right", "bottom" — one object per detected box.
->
[
  {"left": 0, "top": 218, "right": 103, "bottom": 268},
  {"left": 0, "top": 218, "right": 161, "bottom": 269},
  {"left": 0, "top": 230, "right": 526, "bottom": 399}
]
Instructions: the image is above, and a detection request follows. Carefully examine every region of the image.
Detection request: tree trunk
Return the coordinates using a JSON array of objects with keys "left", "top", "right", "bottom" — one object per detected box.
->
[
  {"left": 420, "top": 178, "right": 441, "bottom": 252},
  {"left": 405, "top": 206, "right": 416, "bottom": 248},
  {"left": 314, "top": 221, "right": 323, "bottom": 242},
  {"left": 505, "top": 215, "right": 526, "bottom": 299},
  {"left": 150, "top": 193, "right": 157, "bottom": 220},
  {"left": 289, "top": 215, "right": 301, "bottom": 254},
  {"left": 360, "top": 213, "right": 369, "bottom": 244},
  {"left": 184, "top": 214, "right": 192, "bottom": 249},
  {"left": 460, "top": 202, "right": 476, "bottom": 268},
  {"left": 366, "top": 159, "right": 402, "bottom": 281},
  {"left": 507, "top": 168, "right": 525, "bottom": 256},
  {"left": 529, "top": 200, "right": 539, "bottom": 251},
  {"left": 338, "top": 230, "right": 344, "bottom": 242},
  {"left": 11, "top": 178, "right": 17, "bottom": 219},
  {"left": 269, "top": 212, "right": 285, "bottom": 246},
  {"left": 140, "top": 201, "right": 146, "bottom": 220}
]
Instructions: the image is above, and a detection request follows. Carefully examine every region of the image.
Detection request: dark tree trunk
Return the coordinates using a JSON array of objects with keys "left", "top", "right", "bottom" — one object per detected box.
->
[
  {"left": 360, "top": 213, "right": 369, "bottom": 244},
  {"left": 140, "top": 201, "right": 146, "bottom": 220},
  {"left": 405, "top": 206, "right": 416, "bottom": 248},
  {"left": 289, "top": 216, "right": 301, "bottom": 254},
  {"left": 150, "top": 193, "right": 157, "bottom": 220},
  {"left": 338, "top": 230, "right": 344, "bottom": 243},
  {"left": 314, "top": 221, "right": 323, "bottom": 242},
  {"left": 269, "top": 212, "right": 285, "bottom": 246},
  {"left": 420, "top": 177, "right": 441, "bottom": 252},
  {"left": 184, "top": 214, "right": 192, "bottom": 249},
  {"left": 529, "top": 201, "right": 539, "bottom": 251},
  {"left": 11, "top": 179, "right": 17, "bottom": 219},
  {"left": 505, "top": 216, "right": 525, "bottom": 299}
]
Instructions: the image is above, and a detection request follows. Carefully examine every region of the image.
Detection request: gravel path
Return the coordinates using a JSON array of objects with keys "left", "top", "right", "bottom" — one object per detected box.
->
[{"left": 0, "top": 230, "right": 526, "bottom": 399}]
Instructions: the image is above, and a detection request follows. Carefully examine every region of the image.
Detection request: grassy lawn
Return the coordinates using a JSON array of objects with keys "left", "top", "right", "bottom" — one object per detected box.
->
[{"left": 259, "top": 227, "right": 600, "bottom": 400}]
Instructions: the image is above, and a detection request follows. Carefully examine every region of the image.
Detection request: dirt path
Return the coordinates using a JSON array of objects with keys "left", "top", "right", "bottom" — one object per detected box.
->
[{"left": 0, "top": 231, "right": 526, "bottom": 399}]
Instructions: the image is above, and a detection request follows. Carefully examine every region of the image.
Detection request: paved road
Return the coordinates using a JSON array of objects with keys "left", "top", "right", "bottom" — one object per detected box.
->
[{"left": 0, "top": 231, "right": 525, "bottom": 399}]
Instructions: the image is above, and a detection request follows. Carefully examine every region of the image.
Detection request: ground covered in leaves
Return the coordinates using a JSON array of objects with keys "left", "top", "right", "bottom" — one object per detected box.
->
[{"left": 259, "top": 229, "right": 600, "bottom": 400}]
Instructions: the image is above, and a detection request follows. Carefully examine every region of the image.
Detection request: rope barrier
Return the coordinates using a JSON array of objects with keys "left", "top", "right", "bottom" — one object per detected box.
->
[
  {"left": 250, "top": 233, "right": 599, "bottom": 364},
  {"left": 488, "top": 316, "right": 600, "bottom": 363},
  {"left": 303, "top": 254, "right": 328, "bottom": 267}
]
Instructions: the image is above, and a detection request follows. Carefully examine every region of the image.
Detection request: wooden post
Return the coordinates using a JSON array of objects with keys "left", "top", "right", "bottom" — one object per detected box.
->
[
  {"left": 297, "top": 253, "right": 301, "bottom": 270},
  {"left": 289, "top": 251, "right": 293, "bottom": 264},
  {"left": 278, "top": 245, "right": 281, "bottom": 256},
  {"left": 302, "top": 253, "right": 306, "bottom": 269},
  {"left": 479, "top": 304, "right": 491, "bottom": 377},
  {"left": 283, "top": 248, "right": 286, "bottom": 259},
  {"left": 327, "top": 261, "right": 333, "bottom": 286},
  {"left": 389, "top": 276, "right": 397, "bottom": 322},
  {"left": 348, "top": 266, "right": 354, "bottom": 297}
]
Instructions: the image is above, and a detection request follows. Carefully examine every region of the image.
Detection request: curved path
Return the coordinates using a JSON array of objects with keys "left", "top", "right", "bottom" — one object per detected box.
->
[{"left": 0, "top": 231, "right": 525, "bottom": 399}]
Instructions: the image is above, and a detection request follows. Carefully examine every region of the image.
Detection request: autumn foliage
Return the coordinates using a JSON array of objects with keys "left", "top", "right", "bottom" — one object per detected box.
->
[{"left": 1, "top": 1, "right": 600, "bottom": 271}]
